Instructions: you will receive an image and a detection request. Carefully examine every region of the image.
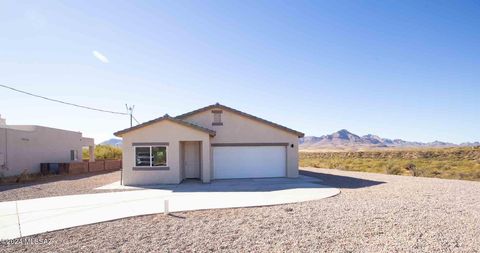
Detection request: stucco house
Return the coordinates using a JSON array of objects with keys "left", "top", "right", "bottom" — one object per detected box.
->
[
  {"left": 114, "top": 103, "right": 304, "bottom": 185},
  {"left": 0, "top": 115, "right": 95, "bottom": 177}
]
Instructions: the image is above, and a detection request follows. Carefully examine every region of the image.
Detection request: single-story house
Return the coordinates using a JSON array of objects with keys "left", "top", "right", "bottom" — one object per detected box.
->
[
  {"left": 114, "top": 103, "right": 304, "bottom": 185},
  {"left": 0, "top": 114, "right": 95, "bottom": 177}
]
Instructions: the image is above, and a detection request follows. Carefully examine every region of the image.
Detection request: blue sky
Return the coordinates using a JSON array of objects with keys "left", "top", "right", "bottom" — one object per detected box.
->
[{"left": 0, "top": 1, "right": 479, "bottom": 143}]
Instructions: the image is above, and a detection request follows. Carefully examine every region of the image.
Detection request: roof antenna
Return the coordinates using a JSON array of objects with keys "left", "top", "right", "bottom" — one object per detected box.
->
[{"left": 125, "top": 104, "right": 135, "bottom": 127}]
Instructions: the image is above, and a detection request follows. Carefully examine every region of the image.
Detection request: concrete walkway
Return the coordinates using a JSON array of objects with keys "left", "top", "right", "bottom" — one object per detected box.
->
[{"left": 0, "top": 176, "right": 339, "bottom": 240}]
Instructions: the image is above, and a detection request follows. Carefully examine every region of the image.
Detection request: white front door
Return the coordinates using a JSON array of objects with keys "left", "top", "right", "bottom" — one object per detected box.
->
[
  {"left": 184, "top": 142, "right": 200, "bottom": 178},
  {"left": 213, "top": 146, "right": 286, "bottom": 179}
]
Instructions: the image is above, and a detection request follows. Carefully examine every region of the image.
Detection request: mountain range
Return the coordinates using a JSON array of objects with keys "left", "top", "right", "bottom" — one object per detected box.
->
[
  {"left": 100, "top": 131, "right": 479, "bottom": 151},
  {"left": 99, "top": 138, "right": 123, "bottom": 147},
  {"left": 300, "top": 129, "right": 480, "bottom": 151}
]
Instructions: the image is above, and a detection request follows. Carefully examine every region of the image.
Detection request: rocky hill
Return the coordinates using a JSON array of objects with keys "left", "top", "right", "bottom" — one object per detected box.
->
[{"left": 300, "top": 129, "right": 465, "bottom": 151}]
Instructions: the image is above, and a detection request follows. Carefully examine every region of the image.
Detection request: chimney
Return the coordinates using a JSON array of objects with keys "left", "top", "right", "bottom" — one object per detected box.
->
[{"left": 0, "top": 114, "right": 6, "bottom": 126}]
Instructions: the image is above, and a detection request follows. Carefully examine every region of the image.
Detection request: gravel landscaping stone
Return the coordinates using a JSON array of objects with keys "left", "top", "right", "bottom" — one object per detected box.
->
[
  {"left": 2, "top": 167, "right": 480, "bottom": 252},
  {"left": 0, "top": 171, "right": 122, "bottom": 201}
]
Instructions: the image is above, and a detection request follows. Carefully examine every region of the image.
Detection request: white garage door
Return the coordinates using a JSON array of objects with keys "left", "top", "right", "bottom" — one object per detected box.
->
[{"left": 213, "top": 146, "right": 286, "bottom": 179}]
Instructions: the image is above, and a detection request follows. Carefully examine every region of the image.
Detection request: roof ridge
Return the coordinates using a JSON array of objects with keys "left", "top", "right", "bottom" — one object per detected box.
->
[{"left": 176, "top": 103, "right": 304, "bottom": 137}]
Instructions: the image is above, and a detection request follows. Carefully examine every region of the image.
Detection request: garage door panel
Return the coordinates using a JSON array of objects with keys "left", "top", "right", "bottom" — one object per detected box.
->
[{"left": 213, "top": 146, "right": 286, "bottom": 179}]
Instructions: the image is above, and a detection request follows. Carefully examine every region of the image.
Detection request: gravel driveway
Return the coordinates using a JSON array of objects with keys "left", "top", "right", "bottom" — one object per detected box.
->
[
  {"left": 0, "top": 171, "right": 121, "bottom": 201},
  {"left": 2, "top": 167, "right": 480, "bottom": 252}
]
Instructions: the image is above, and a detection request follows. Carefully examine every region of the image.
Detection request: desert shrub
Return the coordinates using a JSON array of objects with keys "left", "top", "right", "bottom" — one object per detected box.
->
[
  {"left": 385, "top": 163, "right": 403, "bottom": 175},
  {"left": 474, "top": 171, "right": 480, "bottom": 180},
  {"left": 16, "top": 169, "right": 32, "bottom": 183},
  {"left": 442, "top": 164, "right": 452, "bottom": 171},
  {"left": 328, "top": 160, "right": 340, "bottom": 169},
  {"left": 457, "top": 173, "right": 468, "bottom": 180},
  {"left": 405, "top": 163, "right": 419, "bottom": 176},
  {"left": 83, "top": 145, "right": 122, "bottom": 160},
  {"left": 299, "top": 147, "right": 480, "bottom": 181}
]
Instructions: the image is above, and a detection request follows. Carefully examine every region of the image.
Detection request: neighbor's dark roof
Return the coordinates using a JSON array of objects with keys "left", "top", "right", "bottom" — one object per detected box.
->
[
  {"left": 113, "top": 114, "right": 216, "bottom": 137},
  {"left": 176, "top": 103, "right": 304, "bottom": 138}
]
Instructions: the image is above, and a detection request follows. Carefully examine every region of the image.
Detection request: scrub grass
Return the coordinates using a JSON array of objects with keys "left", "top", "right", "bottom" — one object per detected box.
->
[{"left": 300, "top": 146, "right": 480, "bottom": 181}]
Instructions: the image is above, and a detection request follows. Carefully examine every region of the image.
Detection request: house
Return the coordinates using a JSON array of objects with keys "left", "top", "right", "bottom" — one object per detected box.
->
[
  {"left": 0, "top": 115, "right": 95, "bottom": 177},
  {"left": 114, "top": 103, "right": 304, "bottom": 185}
]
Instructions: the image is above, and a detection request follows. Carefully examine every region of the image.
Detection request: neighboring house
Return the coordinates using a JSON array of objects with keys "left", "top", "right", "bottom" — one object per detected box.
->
[
  {"left": 0, "top": 115, "right": 95, "bottom": 177},
  {"left": 114, "top": 103, "right": 304, "bottom": 185}
]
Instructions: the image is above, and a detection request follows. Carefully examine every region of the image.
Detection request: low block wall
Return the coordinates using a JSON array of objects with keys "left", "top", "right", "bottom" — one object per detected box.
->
[
  {"left": 105, "top": 160, "right": 121, "bottom": 170},
  {"left": 67, "top": 162, "right": 88, "bottom": 174},
  {"left": 40, "top": 160, "right": 121, "bottom": 175},
  {"left": 87, "top": 160, "right": 105, "bottom": 172}
]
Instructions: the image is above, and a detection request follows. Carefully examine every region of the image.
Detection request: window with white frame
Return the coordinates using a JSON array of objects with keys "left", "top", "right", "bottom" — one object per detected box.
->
[
  {"left": 70, "top": 150, "right": 78, "bottom": 161},
  {"left": 135, "top": 146, "right": 167, "bottom": 167}
]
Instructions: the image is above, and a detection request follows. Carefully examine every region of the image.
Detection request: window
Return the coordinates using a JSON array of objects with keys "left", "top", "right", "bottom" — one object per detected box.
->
[
  {"left": 135, "top": 146, "right": 167, "bottom": 167},
  {"left": 152, "top": 147, "right": 167, "bottom": 166},
  {"left": 70, "top": 150, "right": 78, "bottom": 161},
  {"left": 212, "top": 110, "right": 223, "bottom": 125}
]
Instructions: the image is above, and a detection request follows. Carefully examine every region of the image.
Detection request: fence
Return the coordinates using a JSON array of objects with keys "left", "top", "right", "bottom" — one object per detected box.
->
[{"left": 40, "top": 160, "right": 121, "bottom": 175}]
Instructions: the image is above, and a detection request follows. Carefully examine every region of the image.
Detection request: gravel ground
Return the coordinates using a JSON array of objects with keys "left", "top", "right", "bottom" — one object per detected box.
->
[
  {"left": 2, "top": 167, "right": 480, "bottom": 252},
  {"left": 0, "top": 171, "right": 121, "bottom": 201}
]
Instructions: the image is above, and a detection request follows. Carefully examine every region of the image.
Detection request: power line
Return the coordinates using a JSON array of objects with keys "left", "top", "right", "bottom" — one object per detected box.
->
[{"left": 0, "top": 84, "right": 128, "bottom": 115}]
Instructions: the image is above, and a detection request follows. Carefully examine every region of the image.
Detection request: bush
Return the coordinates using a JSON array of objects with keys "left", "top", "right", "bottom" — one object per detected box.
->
[
  {"left": 83, "top": 145, "right": 122, "bottom": 160},
  {"left": 299, "top": 147, "right": 480, "bottom": 181},
  {"left": 385, "top": 163, "right": 403, "bottom": 175},
  {"left": 405, "top": 163, "right": 420, "bottom": 176},
  {"left": 16, "top": 169, "right": 32, "bottom": 183}
]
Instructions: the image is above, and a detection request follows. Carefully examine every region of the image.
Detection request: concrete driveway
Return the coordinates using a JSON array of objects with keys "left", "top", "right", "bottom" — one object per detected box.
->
[{"left": 0, "top": 175, "right": 339, "bottom": 240}]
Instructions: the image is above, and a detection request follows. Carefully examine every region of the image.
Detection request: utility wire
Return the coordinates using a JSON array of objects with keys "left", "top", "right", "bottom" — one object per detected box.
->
[{"left": 0, "top": 84, "right": 128, "bottom": 115}]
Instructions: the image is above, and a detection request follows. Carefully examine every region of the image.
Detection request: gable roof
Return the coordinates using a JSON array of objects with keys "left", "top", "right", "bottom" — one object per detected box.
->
[
  {"left": 176, "top": 103, "right": 305, "bottom": 138},
  {"left": 114, "top": 114, "right": 216, "bottom": 137}
]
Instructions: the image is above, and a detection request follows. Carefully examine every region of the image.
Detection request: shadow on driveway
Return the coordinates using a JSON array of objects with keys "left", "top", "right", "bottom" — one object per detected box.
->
[
  {"left": 97, "top": 176, "right": 335, "bottom": 193},
  {"left": 300, "top": 169, "right": 385, "bottom": 189}
]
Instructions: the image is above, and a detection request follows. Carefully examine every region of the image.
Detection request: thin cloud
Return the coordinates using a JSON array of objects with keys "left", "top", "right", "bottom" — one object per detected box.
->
[{"left": 92, "top": 50, "right": 109, "bottom": 63}]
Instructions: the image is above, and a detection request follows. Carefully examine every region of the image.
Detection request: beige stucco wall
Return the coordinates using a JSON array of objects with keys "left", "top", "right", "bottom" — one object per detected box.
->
[
  {"left": 182, "top": 108, "right": 300, "bottom": 178},
  {"left": 120, "top": 120, "right": 211, "bottom": 185},
  {"left": 0, "top": 126, "right": 93, "bottom": 177}
]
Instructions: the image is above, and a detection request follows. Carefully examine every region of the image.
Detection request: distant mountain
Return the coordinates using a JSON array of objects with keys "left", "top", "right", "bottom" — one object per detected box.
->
[
  {"left": 100, "top": 138, "right": 122, "bottom": 147},
  {"left": 299, "top": 129, "right": 470, "bottom": 151},
  {"left": 99, "top": 132, "right": 477, "bottom": 150},
  {"left": 460, "top": 142, "right": 480, "bottom": 147}
]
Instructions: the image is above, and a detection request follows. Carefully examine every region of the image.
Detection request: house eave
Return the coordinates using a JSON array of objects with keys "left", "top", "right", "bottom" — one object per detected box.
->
[{"left": 113, "top": 115, "right": 216, "bottom": 137}]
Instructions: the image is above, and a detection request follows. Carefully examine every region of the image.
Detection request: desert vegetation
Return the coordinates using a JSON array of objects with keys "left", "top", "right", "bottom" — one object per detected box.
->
[
  {"left": 82, "top": 145, "right": 122, "bottom": 160},
  {"left": 300, "top": 146, "right": 480, "bottom": 181}
]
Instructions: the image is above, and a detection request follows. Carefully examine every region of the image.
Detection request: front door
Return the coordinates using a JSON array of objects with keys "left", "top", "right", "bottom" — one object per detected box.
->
[{"left": 184, "top": 142, "right": 200, "bottom": 178}]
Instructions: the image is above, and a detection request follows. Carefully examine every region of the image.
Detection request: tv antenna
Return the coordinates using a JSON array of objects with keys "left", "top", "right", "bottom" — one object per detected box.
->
[{"left": 125, "top": 104, "right": 135, "bottom": 127}]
